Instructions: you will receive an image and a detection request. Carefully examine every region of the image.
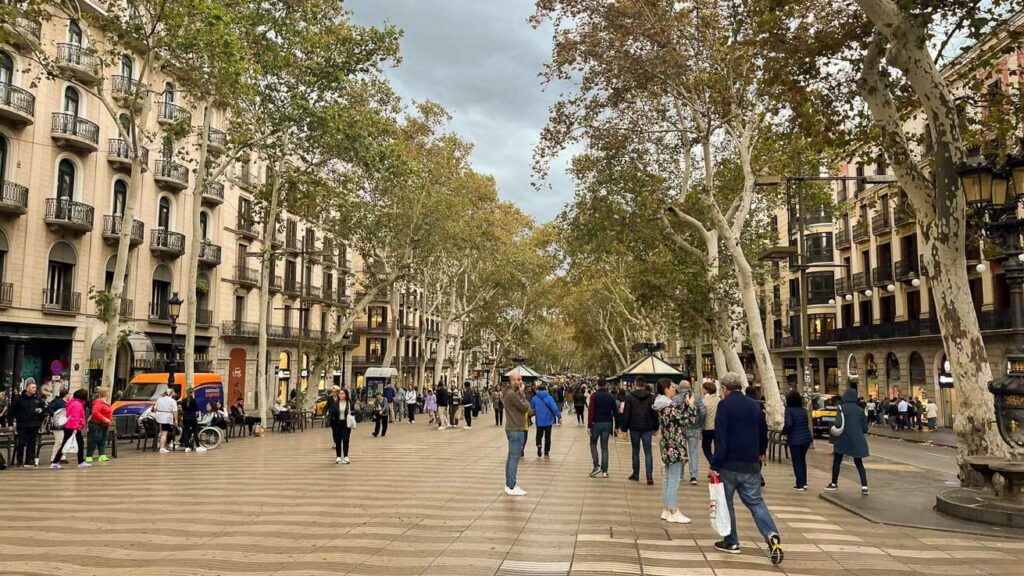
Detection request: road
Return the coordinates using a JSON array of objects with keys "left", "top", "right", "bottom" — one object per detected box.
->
[{"left": 866, "top": 434, "right": 959, "bottom": 476}]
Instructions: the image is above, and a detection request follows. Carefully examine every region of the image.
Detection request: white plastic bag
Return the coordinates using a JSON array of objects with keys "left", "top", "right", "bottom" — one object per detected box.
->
[
  {"left": 709, "top": 473, "right": 731, "bottom": 537},
  {"left": 62, "top": 434, "right": 78, "bottom": 454}
]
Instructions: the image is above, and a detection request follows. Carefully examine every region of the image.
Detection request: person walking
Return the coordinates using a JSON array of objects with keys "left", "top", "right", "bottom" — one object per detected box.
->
[
  {"left": 573, "top": 387, "right": 586, "bottom": 425},
  {"left": 51, "top": 388, "right": 89, "bottom": 469},
  {"left": 86, "top": 387, "right": 113, "bottom": 463},
  {"left": 153, "top": 389, "right": 178, "bottom": 452},
  {"left": 491, "top": 386, "right": 504, "bottom": 426},
  {"left": 679, "top": 380, "right": 706, "bottom": 485},
  {"left": 925, "top": 399, "right": 938, "bottom": 431},
  {"left": 384, "top": 381, "right": 397, "bottom": 423},
  {"left": 11, "top": 381, "right": 46, "bottom": 467},
  {"left": 701, "top": 379, "right": 720, "bottom": 472},
  {"left": 327, "top": 386, "right": 353, "bottom": 463},
  {"left": 461, "top": 382, "right": 476, "bottom": 429},
  {"left": 530, "top": 384, "right": 561, "bottom": 458},
  {"left": 621, "top": 377, "right": 658, "bottom": 485},
  {"left": 653, "top": 378, "right": 699, "bottom": 523},
  {"left": 406, "top": 386, "right": 418, "bottom": 424},
  {"left": 865, "top": 397, "right": 877, "bottom": 427},
  {"left": 394, "top": 386, "right": 406, "bottom": 423},
  {"left": 503, "top": 373, "right": 532, "bottom": 496},
  {"left": 47, "top": 389, "right": 69, "bottom": 465},
  {"left": 180, "top": 388, "right": 205, "bottom": 453},
  {"left": 371, "top": 392, "right": 388, "bottom": 438},
  {"left": 781, "top": 390, "right": 812, "bottom": 491},
  {"left": 424, "top": 388, "right": 437, "bottom": 425},
  {"left": 449, "top": 385, "right": 461, "bottom": 428},
  {"left": 436, "top": 383, "right": 450, "bottom": 430},
  {"left": 896, "top": 397, "right": 909, "bottom": 431},
  {"left": 587, "top": 380, "right": 617, "bottom": 478},
  {"left": 825, "top": 387, "right": 870, "bottom": 495},
  {"left": 710, "top": 372, "right": 783, "bottom": 565}
]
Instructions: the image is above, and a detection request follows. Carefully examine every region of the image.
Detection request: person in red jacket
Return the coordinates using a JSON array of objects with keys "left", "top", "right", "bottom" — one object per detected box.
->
[
  {"left": 52, "top": 388, "right": 88, "bottom": 469},
  {"left": 86, "top": 387, "right": 113, "bottom": 463}
]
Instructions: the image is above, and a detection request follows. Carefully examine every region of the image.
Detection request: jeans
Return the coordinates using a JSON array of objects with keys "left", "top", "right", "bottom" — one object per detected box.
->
[
  {"left": 14, "top": 426, "right": 39, "bottom": 466},
  {"left": 373, "top": 414, "right": 388, "bottom": 437},
  {"left": 701, "top": 430, "right": 715, "bottom": 467},
  {"left": 506, "top": 430, "right": 526, "bottom": 489},
  {"left": 683, "top": 429, "right": 701, "bottom": 479},
  {"left": 719, "top": 468, "right": 780, "bottom": 547},
  {"left": 663, "top": 461, "right": 682, "bottom": 510},
  {"left": 790, "top": 443, "right": 810, "bottom": 488},
  {"left": 87, "top": 422, "right": 108, "bottom": 457},
  {"left": 831, "top": 452, "right": 868, "bottom": 486},
  {"left": 629, "top": 430, "right": 653, "bottom": 478},
  {"left": 332, "top": 422, "right": 350, "bottom": 458},
  {"left": 590, "top": 422, "right": 612, "bottom": 472},
  {"left": 928, "top": 417, "right": 937, "bottom": 431},
  {"left": 495, "top": 401, "right": 504, "bottom": 425},
  {"left": 536, "top": 425, "right": 552, "bottom": 455},
  {"left": 53, "top": 429, "right": 85, "bottom": 465},
  {"left": 449, "top": 403, "right": 460, "bottom": 425}
]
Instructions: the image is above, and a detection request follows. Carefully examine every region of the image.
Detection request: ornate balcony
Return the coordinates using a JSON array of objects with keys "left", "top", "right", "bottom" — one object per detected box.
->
[
  {"left": 153, "top": 159, "right": 189, "bottom": 191},
  {"left": 201, "top": 181, "right": 224, "bottom": 205},
  {"left": 233, "top": 265, "right": 260, "bottom": 288},
  {"left": 0, "top": 180, "right": 28, "bottom": 217},
  {"left": 111, "top": 75, "right": 148, "bottom": 109},
  {"left": 207, "top": 127, "right": 226, "bottom": 156},
  {"left": 0, "top": 282, "right": 12, "bottom": 308},
  {"left": 222, "top": 320, "right": 259, "bottom": 339},
  {"left": 835, "top": 276, "right": 851, "bottom": 296},
  {"left": 851, "top": 271, "right": 869, "bottom": 292},
  {"left": 895, "top": 259, "right": 920, "bottom": 282},
  {"left": 150, "top": 229, "right": 185, "bottom": 259},
  {"left": 894, "top": 202, "right": 916, "bottom": 227},
  {"left": 235, "top": 215, "right": 260, "bottom": 239},
  {"left": 56, "top": 43, "right": 100, "bottom": 84},
  {"left": 198, "top": 241, "right": 221, "bottom": 267},
  {"left": 44, "top": 198, "right": 93, "bottom": 233},
  {"left": 852, "top": 221, "right": 870, "bottom": 243},
  {"left": 51, "top": 113, "right": 99, "bottom": 152},
  {"left": 102, "top": 215, "right": 144, "bottom": 246},
  {"left": 835, "top": 226, "right": 851, "bottom": 250},
  {"left": 871, "top": 212, "right": 891, "bottom": 235},
  {"left": 157, "top": 101, "right": 191, "bottom": 125},
  {"left": 872, "top": 264, "right": 894, "bottom": 287},
  {"left": 107, "top": 139, "right": 149, "bottom": 171},
  {"left": 0, "top": 82, "right": 35, "bottom": 125},
  {"left": 41, "top": 289, "right": 81, "bottom": 314}
]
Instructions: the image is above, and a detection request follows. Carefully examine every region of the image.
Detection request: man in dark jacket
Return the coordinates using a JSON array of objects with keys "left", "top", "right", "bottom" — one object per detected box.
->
[
  {"left": 587, "top": 381, "right": 618, "bottom": 478},
  {"left": 179, "top": 388, "right": 203, "bottom": 452},
  {"left": 12, "top": 381, "right": 46, "bottom": 467},
  {"left": 621, "top": 377, "right": 658, "bottom": 484},
  {"left": 435, "top": 383, "right": 450, "bottom": 430},
  {"left": 710, "top": 372, "right": 783, "bottom": 565}
]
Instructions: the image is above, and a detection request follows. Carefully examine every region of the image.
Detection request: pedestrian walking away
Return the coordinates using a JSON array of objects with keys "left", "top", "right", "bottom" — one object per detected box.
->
[
  {"left": 530, "top": 384, "right": 561, "bottom": 458},
  {"left": 461, "top": 382, "right": 476, "bottom": 429},
  {"left": 701, "top": 379, "right": 720, "bottom": 473},
  {"left": 86, "top": 387, "right": 113, "bottom": 463},
  {"left": 679, "top": 380, "right": 706, "bottom": 485},
  {"left": 51, "top": 388, "right": 89, "bottom": 469},
  {"left": 621, "top": 377, "right": 658, "bottom": 484},
  {"left": 573, "top": 387, "right": 586, "bottom": 425},
  {"left": 436, "top": 383, "right": 450, "bottom": 429},
  {"left": 371, "top": 393, "right": 389, "bottom": 438},
  {"left": 503, "top": 373, "right": 533, "bottom": 496},
  {"left": 588, "top": 380, "right": 617, "bottom": 478},
  {"left": 653, "top": 378, "right": 699, "bottom": 523},
  {"left": 180, "top": 388, "right": 205, "bottom": 453},
  {"left": 11, "top": 380, "right": 46, "bottom": 467},
  {"left": 328, "top": 386, "right": 354, "bottom": 464},
  {"left": 449, "top": 386, "right": 461, "bottom": 428},
  {"left": 925, "top": 399, "right": 939, "bottom": 431},
  {"left": 710, "top": 372, "right": 783, "bottom": 565},
  {"left": 491, "top": 386, "right": 504, "bottom": 426},
  {"left": 153, "top": 389, "right": 178, "bottom": 452},
  {"left": 781, "top": 390, "right": 812, "bottom": 491},
  {"left": 825, "top": 387, "right": 870, "bottom": 495}
]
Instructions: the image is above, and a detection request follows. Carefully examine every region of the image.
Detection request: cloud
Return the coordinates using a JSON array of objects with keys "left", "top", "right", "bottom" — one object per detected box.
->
[{"left": 346, "top": 0, "right": 573, "bottom": 222}]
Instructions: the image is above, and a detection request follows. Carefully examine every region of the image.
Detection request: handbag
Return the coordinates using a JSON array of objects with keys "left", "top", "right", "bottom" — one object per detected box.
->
[
  {"left": 346, "top": 405, "right": 357, "bottom": 429},
  {"left": 830, "top": 408, "right": 845, "bottom": 437},
  {"left": 52, "top": 408, "right": 67, "bottom": 429},
  {"left": 62, "top": 433, "right": 79, "bottom": 454},
  {"left": 708, "top": 472, "right": 731, "bottom": 537}
]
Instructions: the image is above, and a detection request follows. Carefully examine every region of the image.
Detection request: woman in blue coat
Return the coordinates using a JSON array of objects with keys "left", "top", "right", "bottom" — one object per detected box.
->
[
  {"left": 825, "top": 388, "right": 870, "bottom": 495},
  {"left": 530, "top": 385, "right": 562, "bottom": 458},
  {"left": 781, "top": 390, "right": 813, "bottom": 491}
]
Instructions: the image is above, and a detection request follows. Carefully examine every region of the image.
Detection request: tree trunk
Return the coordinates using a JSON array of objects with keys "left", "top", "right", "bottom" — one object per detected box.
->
[
  {"left": 711, "top": 340, "right": 727, "bottom": 378},
  {"left": 381, "top": 288, "right": 400, "bottom": 368},
  {"left": 184, "top": 110, "right": 212, "bottom": 391},
  {"left": 434, "top": 316, "right": 452, "bottom": 386},
  {"left": 450, "top": 336, "right": 463, "bottom": 386},
  {"left": 255, "top": 137, "right": 287, "bottom": 425},
  {"left": 693, "top": 336, "right": 704, "bottom": 383}
]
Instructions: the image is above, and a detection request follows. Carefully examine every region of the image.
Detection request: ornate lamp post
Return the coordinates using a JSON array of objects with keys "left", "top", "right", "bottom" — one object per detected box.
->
[{"left": 166, "top": 292, "right": 183, "bottom": 387}]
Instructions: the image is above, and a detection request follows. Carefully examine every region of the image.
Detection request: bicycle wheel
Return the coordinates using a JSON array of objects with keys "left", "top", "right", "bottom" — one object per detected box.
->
[{"left": 198, "top": 426, "right": 223, "bottom": 450}]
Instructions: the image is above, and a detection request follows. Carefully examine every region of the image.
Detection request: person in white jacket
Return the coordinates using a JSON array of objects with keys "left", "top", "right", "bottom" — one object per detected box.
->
[{"left": 405, "top": 387, "right": 418, "bottom": 424}]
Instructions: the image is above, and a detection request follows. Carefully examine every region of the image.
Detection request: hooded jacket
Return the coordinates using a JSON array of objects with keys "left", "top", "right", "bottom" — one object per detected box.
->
[
  {"left": 831, "top": 388, "right": 870, "bottom": 458},
  {"left": 530, "top": 390, "right": 561, "bottom": 427},
  {"left": 621, "top": 388, "right": 658, "bottom": 432}
]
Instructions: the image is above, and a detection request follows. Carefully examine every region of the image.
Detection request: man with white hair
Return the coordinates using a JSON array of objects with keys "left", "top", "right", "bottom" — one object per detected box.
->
[{"left": 710, "top": 372, "right": 783, "bottom": 565}]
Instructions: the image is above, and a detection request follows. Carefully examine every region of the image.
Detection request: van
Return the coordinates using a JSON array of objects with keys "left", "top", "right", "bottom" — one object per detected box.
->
[{"left": 112, "top": 372, "right": 224, "bottom": 436}]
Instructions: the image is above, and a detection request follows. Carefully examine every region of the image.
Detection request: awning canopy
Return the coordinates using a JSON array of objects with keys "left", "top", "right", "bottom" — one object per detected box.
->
[
  {"left": 365, "top": 367, "right": 398, "bottom": 379},
  {"left": 90, "top": 332, "right": 156, "bottom": 359},
  {"left": 617, "top": 354, "right": 684, "bottom": 382},
  {"left": 504, "top": 364, "right": 542, "bottom": 382}
]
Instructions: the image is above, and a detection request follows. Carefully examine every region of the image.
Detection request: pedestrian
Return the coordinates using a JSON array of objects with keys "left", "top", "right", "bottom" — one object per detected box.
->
[
  {"left": 51, "top": 388, "right": 89, "bottom": 469},
  {"left": 436, "top": 383, "right": 450, "bottom": 430},
  {"left": 11, "top": 380, "right": 46, "bottom": 467},
  {"left": 925, "top": 399, "right": 938, "bottom": 431},
  {"left": 897, "top": 397, "right": 909, "bottom": 431},
  {"left": 47, "top": 388, "right": 69, "bottom": 465},
  {"left": 887, "top": 398, "right": 899, "bottom": 430},
  {"left": 710, "top": 372, "right": 783, "bottom": 565},
  {"left": 424, "top": 388, "right": 437, "bottom": 425},
  {"left": 530, "top": 384, "right": 561, "bottom": 458},
  {"left": 913, "top": 397, "right": 924, "bottom": 430},
  {"left": 449, "top": 385, "right": 461, "bottom": 428},
  {"left": 86, "top": 387, "right": 113, "bottom": 463},
  {"left": 461, "top": 382, "right": 475, "bottom": 429},
  {"left": 491, "top": 385, "right": 504, "bottom": 426},
  {"left": 653, "top": 378, "right": 699, "bottom": 523},
  {"left": 153, "top": 389, "right": 178, "bottom": 452},
  {"left": 701, "top": 379, "right": 720, "bottom": 472},
  {"left": 825, "top": 387, "right": 870, "bottom": 495},
  {"left": 621, "top": 377, "right": 658, "bottom": 485},
  {"left": 503, "top": 373, "right": 532, "bottom": 496},
  {"left": 384, "top": 381, "right": 397, "bottom": 422},
  {"left": 781, "top": 390, "right": 812, "bottom": 491},
  {"left": 587, "top": 380, "right": 617, "bottom": 478},
  {"left": 327, "top": 387, "right": 353, "bottom": 464},
  {"left": 394, "top": 386, "right": 406, "bottom": 423},
  {"left": 866, "top": 396, "right": 877, "bottom": 427},
  {"left": 614, "top": 386, "right": 627, "bottom": 438},
  {"left": 406, "top": 386, "right": 418, "bottom": 424},
  {"left": 679, "top": 380, "right": 706, "bottom": 485},
  {"left": 180, "top": 388, "right": 205, "bottom": 453},
  {"left": 573, "top": 386, "right": 587, "bottom": 425},
  {"left": 565, "top": 386, "right": 574, "bottom": 412}
]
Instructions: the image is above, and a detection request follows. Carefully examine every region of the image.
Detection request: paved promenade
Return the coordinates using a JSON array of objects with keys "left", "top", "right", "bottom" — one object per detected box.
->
[{"left": 1, "top": 416, "right": 1022, "bottom": 576}]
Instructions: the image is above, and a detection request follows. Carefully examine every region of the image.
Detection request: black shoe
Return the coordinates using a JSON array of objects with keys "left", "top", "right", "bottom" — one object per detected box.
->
[
  {"left": 646, "top": 477, "right": 654, "bottom": 485},
  {"left": 589, "top": 467, "right": 600, "bottom": 477},
  {"left": 537, "top": 447, "right": 542, "bottom": 458},
  {"left": 690, "top": 477, "right": 698, "bottom": 485},
  {"left": 628, "top": 473, "right": 639, "bottom": 481},
  {"left": 714, "top": 541, "right": 740, "bottom": 554},
  {"left": 768, "top": 533, "right": 784, "bottom": 565},
  {"left": 825, "top": 483, "right": 838, "bottom": 491}
]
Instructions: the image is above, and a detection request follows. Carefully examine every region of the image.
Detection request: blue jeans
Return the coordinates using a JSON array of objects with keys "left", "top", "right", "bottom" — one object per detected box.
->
[
  {"left": 719, "top": 468, "right": 780, "bottom": 547},
  {"left": 506, "top": 430, "right": 526, "bottom": 489},
  {"left": 629, "top": 430, "right": 653, "bottom": 478},
  {"left": 663, "top": 461, "right": 682, "bottom": 510},
  {"left": 683, "top": 429, "right": 701, "bottom": 479},
  {"left": 590, "top": 422, "right": 612, "bottom": 472}
]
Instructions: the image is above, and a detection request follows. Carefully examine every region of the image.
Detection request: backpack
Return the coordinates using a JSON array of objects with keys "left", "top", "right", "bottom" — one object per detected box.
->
[{"left": 52, "top": 408, "right": 68, "bottom": 429}]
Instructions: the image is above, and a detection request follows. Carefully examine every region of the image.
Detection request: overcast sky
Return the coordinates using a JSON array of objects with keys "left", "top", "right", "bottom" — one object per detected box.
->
[{"left": 346, "top": 0, "right": 573, "bottom": 223}]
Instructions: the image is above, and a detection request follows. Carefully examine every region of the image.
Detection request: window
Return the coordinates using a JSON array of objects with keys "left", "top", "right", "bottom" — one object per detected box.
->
[
  {"left": 56, "top": 159, "right": 75, "bottom": 199},
  {"left": 120, "top": 55, "right": 133, "bottom": 79},
  {"left": 234, "top": 295, "right": 245, "bottom": 323},
  {"left": 63, "top": 86, "right": 80, "bottom": 116},
  {"left": 161, "top": 135, "right": 173, "bottom": 159},
  {"left": 0, "top": 51, "right": 12, "bottom": 86},
  {"left": 236, "top": 243, "right": 247, "bottom": 267},
  {"left": 199, "top": 212, "right": 208, "bottom": 240},
  {"left": 804, "top": 232, "right": 833, "bottom": 264},
  {"left": 68, "top": 20, "right": 83, "bottom": 46},
  {"left": 157, "top": 197, "right": 170, "bottom": 229},
  {"left": 0, "top": 231, "right": 8, "bottom": 286},
  {"left": 46, "top": 242, "right": 76, "bottom": 307},
  {"left": 118, "top": 113, "right": 132, "bottom": 139},
  {"left": 284, "top": 259, "right": 297, "bottom": 291},
  {"left": 112, "top": 180, "right": 127, "bottom": 216},
  {"left": 103, "top": 255, "right": 128, "bottom": 291},
  {"left": 855, "top": 163, "right": 865, "bottom": 193},
  {"left": 239, "top": 196, "right": 252, "bottom": 227},
  {"left": 283, "top": 304, "right": 292, "bottom": 329},
  {"left": 806, "top": 272, "right": 835, "bottom": 305},
  {"left": 368, "top": 338, "right": 384, "bottom": 357},
  {"left": 807, "top": 314, "right": 835, "bottom": 344},
  {"left": 369, "top": 306, "right": 385, "bottom": 328},
  {"left": 150, "top": 265, "right": 172, "bottom": 319},
  {"left": 163, "top": 82, "right": 175, "bottom": 104}
]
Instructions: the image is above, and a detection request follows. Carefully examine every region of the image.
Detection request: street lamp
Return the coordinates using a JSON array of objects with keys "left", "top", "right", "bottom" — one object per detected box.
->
[{"left": 167, "top": 292, "right": 183, "bottom": 387}]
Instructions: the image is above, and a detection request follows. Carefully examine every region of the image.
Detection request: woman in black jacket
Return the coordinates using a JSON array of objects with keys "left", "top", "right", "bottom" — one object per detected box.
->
[
  {"left": 781, "top": 390, "right": 813, "bottom": 491},
  {"left": 327, "top": 387, "right": 353, "bottom": 464}
]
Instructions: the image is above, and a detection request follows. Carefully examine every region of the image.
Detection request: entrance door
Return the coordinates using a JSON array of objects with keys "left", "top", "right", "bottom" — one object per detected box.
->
[
  {"left": 940, "top": 386, "right": 956, "bottom": 428},
  {"left": 228, "top": 348, "right": 247, "bottom": 405}
]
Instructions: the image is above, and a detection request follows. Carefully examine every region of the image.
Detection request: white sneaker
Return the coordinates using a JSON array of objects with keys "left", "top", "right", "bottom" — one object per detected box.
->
[
  {"left": 464, "top": 426, "right": 472, "bottom": 430},
  {"left": 196, "top": 446, "right": 207, "bottom": 453},
  {"left": 660, "top": 510, "right": 671, "bottom": 521},
  {"left": 159, "top": 448, "right": 170, "bottom": 454},
  {"left": 508, "top": 486, "right": 527, "bottom": 496},
  {"left": 667, "top": 512, "right": 691, "bottom": 524},
  {"left": 438, "top": 426, "right": 445, "bottom": 430},
  {"left": 50, "top": 463, "right": 61, "bottom": 469},
  {"left": 335, "top": 457, "right": 342, "bottom": 464},
  {"left": 504, "top": 486, "right": 514, "bottom": 495},
  {"left": 77, "top": 462, "right": 91, "bottom": 469},
  {"left": 343, "top": 457, "right": 350, "bottom": 464}
]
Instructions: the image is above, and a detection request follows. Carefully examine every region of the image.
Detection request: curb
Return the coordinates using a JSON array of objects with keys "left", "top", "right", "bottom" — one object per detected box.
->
[{"left": 866, "top": 429, "right": 957, "bottom": 449}]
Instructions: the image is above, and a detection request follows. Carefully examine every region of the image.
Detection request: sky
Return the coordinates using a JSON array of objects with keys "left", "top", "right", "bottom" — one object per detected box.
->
[{"left": 345, "top": 0, "right": 573, "bottom": 223}]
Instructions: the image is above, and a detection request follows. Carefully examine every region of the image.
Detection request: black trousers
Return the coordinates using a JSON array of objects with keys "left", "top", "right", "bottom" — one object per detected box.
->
[
  {"left": 536, "top": 425, "right": 552, "bottom": 455},
  {"left": 373, "top": 414, "right": 388, "bottom": 437},
  {"left": 181, "top": 418, "right": 199, "bottom": 450},
  {"left": 831, "top": 452, "right": 868, "bottom": 486},
  {"left": 495, "top": 401, "right": 504, "bottom": 425},
  {"left": 15, "top": 426, "right": 39, "bottom": 465},
  {"left": 332, "top": 422, "right": 351, "bottom": 457},
  {"left": 243, "top": 416, "right": 261, "bottom": 435},
  {"left": 701, "top": 429, "right": 715, "bottom": 466},
  {"left": 53, "top": 429, "right": 84, "bottom": 465},
  {"left": 575, "top": 406, "right": 585, "bottom": 423},
  {"left": 463, "top": 406, "right": 473, "bottom": 427},
  {"left": 407, "top": 404, "right": 416, "bottom": 422},
  {"left": 790, "top": 443, "right": 810, "bottom": 488}
]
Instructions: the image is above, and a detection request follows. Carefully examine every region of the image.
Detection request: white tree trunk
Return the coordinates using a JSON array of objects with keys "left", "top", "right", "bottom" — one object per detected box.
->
[
  {"left": 255, "top": 140, "right": 287, "bottom": 425},
  {"left": 381, "top": 288, "right": 400, "bottom": 368},
  {"left": 434, "top": 316, "right": 452, "bottom": 386},
  {"left": 184, "top": 111, "right": 212, "bottom": 390}
]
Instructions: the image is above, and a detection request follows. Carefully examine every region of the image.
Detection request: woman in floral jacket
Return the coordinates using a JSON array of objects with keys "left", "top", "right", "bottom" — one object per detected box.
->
[{"left": 653, "top": 378, "right": 698, "bottom": 524}]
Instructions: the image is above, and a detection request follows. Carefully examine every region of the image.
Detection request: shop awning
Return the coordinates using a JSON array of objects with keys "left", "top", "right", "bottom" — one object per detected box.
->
[
  {"left": 90, "top": 332, "right": 156, "bottom": 359},
  {"left": 617, "top": 353, "right": 683, "bottom": 380}
]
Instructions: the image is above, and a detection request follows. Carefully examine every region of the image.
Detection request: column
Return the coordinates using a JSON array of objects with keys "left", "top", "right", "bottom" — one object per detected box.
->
[{"left": 12, "top": 338, "right": 26, "bottom": 390}]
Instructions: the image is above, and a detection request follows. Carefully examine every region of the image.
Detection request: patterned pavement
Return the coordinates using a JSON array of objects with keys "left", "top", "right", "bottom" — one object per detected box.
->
[{"left": 1, "top": 413, "right": 1022, "bottom": 576}]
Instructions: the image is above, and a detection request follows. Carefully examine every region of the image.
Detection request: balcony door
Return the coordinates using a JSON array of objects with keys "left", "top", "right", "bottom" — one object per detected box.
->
[
  {"left": 63, "top": 86, "right": 80, "bottom": 117},
  {"left": 120, "top": 55, "right": 133, "bottom": 79},
  {"left": 157, "top": 196, "right": 170, "bottom": 229},
  {"left": 150, "top": 265, "right": 172, "bottom": 319},
  {"left": 112, "top": 179, "right": 127, "bottom": 216},
  {"left": 46, "top": 242, "right": 76, "bottom": 307},
  {"left": 199, "top": 212, "right": 208, "bottom": 240},
  {"left": 56, "top": 159, "right": 75, "bottom": 201},
  {"left": 0, "top": 134, "right": 7, "bottom": 184}
]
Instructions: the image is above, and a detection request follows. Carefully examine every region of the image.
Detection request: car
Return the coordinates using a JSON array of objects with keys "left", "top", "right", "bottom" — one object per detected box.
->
[{"left": 811, "top": 394, "right": 840, "bottom": 437}]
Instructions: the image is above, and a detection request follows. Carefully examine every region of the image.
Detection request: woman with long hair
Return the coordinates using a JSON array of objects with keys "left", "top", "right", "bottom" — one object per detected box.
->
[
  {"left": 652, "top": 378, "right": 698, "bottom": 523},
  {"left": 51, "top": 388, "right": 88, "bottom": 469},
  {"left": 328, "top": 387, "right": 353, "bottom": 464}
]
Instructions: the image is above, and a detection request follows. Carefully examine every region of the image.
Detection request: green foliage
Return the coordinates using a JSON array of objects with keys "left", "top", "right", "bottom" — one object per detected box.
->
[{"left": 88, "top": 287, "right": 117, "bottom": 324}]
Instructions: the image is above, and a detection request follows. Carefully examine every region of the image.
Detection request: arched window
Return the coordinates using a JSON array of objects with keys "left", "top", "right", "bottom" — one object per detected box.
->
[
  {"left": 163, "top": 82, "right": 175, "bottom": 104},
  {"left": 120, "top": 54, "right": 133, "bottom": 79},
  {"left": 0, "top": 51, "right": 13, "bottom": 86},
  {"left": 63, "top": 86, "right": 80, "bottom": 116},
  {"left": 68, "top": 20, "right": 83, "bottom": 45},
  {"left": 157, "top": 197, "right": 171, "bottom": 229},
  {"left": 112, "top": 180, "right": 128, "bottom": 216},
  {"left": 103, "top": 255, "right": 129, "bottom": 291},
  {"left": 150, "top": 264, "right": 173, "bottom": 319},
  {"left": 46, "top": 242, "right": 77, "bottom": 308},
  {"left": 199, "top": 212, "right": 208, "bottom": 240},
  {"left": 56, "top": 159, "right": 75, "bottom": 200}
]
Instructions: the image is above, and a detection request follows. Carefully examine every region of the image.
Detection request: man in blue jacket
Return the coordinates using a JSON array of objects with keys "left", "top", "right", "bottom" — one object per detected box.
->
[
  {"left": 710, "top": 372, "right": 783, "bottom": 565},
  {"left": 529, "top": 385, "right": 561, "bottom": 458}
]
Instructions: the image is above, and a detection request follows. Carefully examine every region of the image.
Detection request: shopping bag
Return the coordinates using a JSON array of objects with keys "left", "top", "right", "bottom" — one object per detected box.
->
[
  {"left": 62, "top": 434, "right": 79, "bottom": 454},
  {"left": 708, "top": 472, "right": 732, "bottom": 537}
]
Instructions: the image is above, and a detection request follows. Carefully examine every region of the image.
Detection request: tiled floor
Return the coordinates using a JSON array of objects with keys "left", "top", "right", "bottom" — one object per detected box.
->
[{"left": 1, "top": 415, "right": 1021, "bottom": 576}]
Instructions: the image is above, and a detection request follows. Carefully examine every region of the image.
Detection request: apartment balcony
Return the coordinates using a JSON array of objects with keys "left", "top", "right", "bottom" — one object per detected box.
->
[
  {"left": 102, "top": 215, "right": 144, "bottom": 246},
  {"left": 153, "top": 159, "right": 189, "bottom": 191},
  {"left": 150, "top": 229, "right": 185, "bottom": 259},
  {"left": 233, "top": 265, "right": 260, "bottom": 288},
  {"left": 0, "top": 82, "right": 35, "bottom": 125},
  {"left": 851, "top": 221, "right": 870, "bottom": 244},
  {"left": 235, "top": 216, "right": 260, "bottom": 239},
  {"left": 353, "top": 320, "right": 389, "bottom": 334},
  {"left": 44, "top": 198, "right": 93, "bottom": 233},
  {"left": 51, "top": 113, "right": 99, "bottom": 152},
  {"left": 106, "top": 139, "right": 149, "bottom": 172},
  {"left": 872, "top": 264, "right": 894, "bottom": 287},
  {"left": 835, "top": 226, "right": 851, "bottom": 250},
  {"left": 148, "top": 301, "right": 171, "bottom": 323},
  {"left": 207, "top": 127, "right": 227, "bottom": 156},
  {"left": 851, "top": 271, "right": 869, "bottom": 292},
  {"left": 269, "top": 274, "right": 283, "bottom": 293},
  {"left": 283, "top": 279, "right": 300, "bottom": 297},
  {"left": 110, "top": 75, "right": 147, "bottom": 109},
  {"left": 196, "top": 308, "right": 214, "bottom": 327},
  {"left": 56, "top": 43, "right": 101, "bottom": 85},
  {"left": 0, "top": 180, "right": 28, "bottom": 217},
  {"left": 834, "top": 317, "right": 941, "bottom": 342},
  {"left": 401, "top": 324, "right": 418, "bottom": 337},
  {"left": 102, "top": 298, "right": 133, "bottom": 319},
  {"left": 157, "top": 101, "right": 191, "bottom": 126},
  {"left": 895, "top": 258, "right": 919, "bottom": 282},
  {"left": 201, "top": 181, "right": 224, "bottom": 205},
  {"left": 198, "top": 241, "right": 221, "bottom": 267},
  {"left": 894, "top": 203, "right": 916, "bottom": 227},
  {"left": 221, "top": 320, "right": 259, "bottom": 339},
  {"left": 41, "top": 289, "right": 81, "bottom": 314},
  {"left": 871, "top": 212, "right": 891, "bottom": 235},
  {"left": 335, "top": 294, "right": 351, "bottom": 307},
  {"left": 351, "top": 355, "right": 385, "bottom": 367},
  {"left": 425, "top": 328, "right": 441, "bottom": 340},
  {"left": 322, "top": 286, "right": 334, "bottom": 302},
  {"left": 0, "top": 282, "right": 12, "bottom": 308},
  {"left": 1, "top": 9, "right": 41, "bottom": 49},
  {"left": 302, "top": 285, "right": 322, "bottom": 302},
  {"left": 835, "top": 276, "right": 851, "bottom": 296}
]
